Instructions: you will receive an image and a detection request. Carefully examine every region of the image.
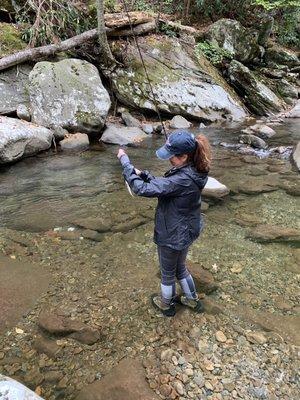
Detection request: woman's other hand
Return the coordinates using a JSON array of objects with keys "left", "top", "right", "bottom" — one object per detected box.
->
[
  {"left": 135, "top": 168, "right": 142, "bottom": 176},
  {"left": 117, "top": 148, "right": 126, "bottom": 159}
]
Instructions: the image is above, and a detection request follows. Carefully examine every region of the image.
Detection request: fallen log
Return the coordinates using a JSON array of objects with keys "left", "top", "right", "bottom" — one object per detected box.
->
[{"left": 0, "top": 13, "right": 202, "bottom": 72}]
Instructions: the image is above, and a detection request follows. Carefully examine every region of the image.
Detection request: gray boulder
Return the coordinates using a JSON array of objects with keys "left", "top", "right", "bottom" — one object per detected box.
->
[
  {"left": 265, "top": 45, "right": 300, "bottom": 67},
  {"left": 29, "top": 59, "right": 111, "bottom": 134},
  {"left": 111, "top": 36, "right": 247, "bottom": 122},
  {"left": 239, "top": 134, "right": 267, "bottom": 149},
  {"left": 142, "top": 123, "right": 154, "bottom": 134},
  {"left": 101, "top": 123, "right": 148, "bottom": 145},
  {"left": 121, "top": 111, "right": 141, "bottom": 127},
  {"left": 0, "top": 375, "right": 44, "bottom": 399},
  {"left": 205, "top": 19, "right": 260, "bottom": 63},
  {"left": 60, "top": 133, "right": 89, "bottom": 151},
  {"left": 202, "top": 177, "right": 230, "bottom": 199},
  {"left": 243, "top": 124, "right": 276, "bottom": 139},
  {"left": 0, "top": 116, "right": 53, "bottom": 164},
  {"left": 0, "top": 64, "right": 32, "bottom": 115},
  {"left": 228, "top": 60, "right": 284, "bottom": 116},
  {"left": 170, "top": 115, "right": 191, "bottom": 129},
  {"left": 292, "top": 142, "right": 300, "bottom": 171}
]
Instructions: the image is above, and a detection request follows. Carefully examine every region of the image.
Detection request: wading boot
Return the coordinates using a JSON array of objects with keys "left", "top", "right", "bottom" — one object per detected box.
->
[
  {"left": 151, "top": 294, "right": 176, "bottom": 317},
  {"left": 175, "top": 295, "right": 204, "bottom": 313}
]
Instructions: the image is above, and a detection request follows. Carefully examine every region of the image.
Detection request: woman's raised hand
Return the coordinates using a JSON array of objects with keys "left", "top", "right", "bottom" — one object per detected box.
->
[{"left": 117, "top": 148, "right": 126, "bottom": 159}]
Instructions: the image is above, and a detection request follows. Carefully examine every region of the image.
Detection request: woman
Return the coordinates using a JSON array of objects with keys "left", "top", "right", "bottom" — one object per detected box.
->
[{"left": 117, "top": 130, "right": 211, "bottom": 317}]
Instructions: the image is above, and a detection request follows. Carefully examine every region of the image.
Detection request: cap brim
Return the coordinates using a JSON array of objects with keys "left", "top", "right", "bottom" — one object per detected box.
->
[{"left": 156, "top": 145, "right": 173, "bottom": 160}]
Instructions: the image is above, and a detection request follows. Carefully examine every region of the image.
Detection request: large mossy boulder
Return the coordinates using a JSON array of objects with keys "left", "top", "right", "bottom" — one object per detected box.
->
[
  {"left": 228, "top": 60, "right": 284, "bottom": 115},
  {"left": 265, "top": 45, "right": 300, "bottom": 67},
  {"left": 29, "top": 59, "right": 111, "bottom": 134},
  {"left": 0, "top": 64, "right": 32, "bottom": 115},
  {"left": 111, "top": 36, "right": 247, "bottom": 122},
  {"left": 0, "top": 116, "right": 53, "bottom": 164},
  {"left": 205, "top": 19, "right": 260, "bottom": 63}
]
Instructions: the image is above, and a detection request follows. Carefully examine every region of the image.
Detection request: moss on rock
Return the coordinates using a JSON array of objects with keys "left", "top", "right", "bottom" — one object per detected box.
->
[{"left": 0, "top": 23, "right": 27, "bottom": 57}]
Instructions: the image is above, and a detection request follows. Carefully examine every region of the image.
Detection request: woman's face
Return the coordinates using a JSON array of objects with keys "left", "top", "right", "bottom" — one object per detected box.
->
[{"left": 169, "top": 154, "right": 188, "bottom": 167}]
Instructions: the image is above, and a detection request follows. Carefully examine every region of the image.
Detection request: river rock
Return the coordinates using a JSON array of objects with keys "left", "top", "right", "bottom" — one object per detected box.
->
[
  {"left": 33, "top": 336, "right": 61, "bottom": 358},
  {"left": 202, "top": 177, "right": 230, "bottom": 199},
  {"left": 101, "top": 123, "right": 148, "bottom": 145},
  {"left": 188, "top": 263, "right": 218, "bottom": 294},
  {"left": 0, "top": 375, "right": 44, "bottom": 400},
  {"left": 287, "top": 100, "right": 300, "bottom": 118},
  {"left": 292, "top": 142, "right": 300, "bottom": 171},
  {"left": 243, "top": 124, "right": 276, "bottom": 139},
  {"left": 121, "top": 111, "right": 141, "bottom": 127},
  {"left": 246, "top": 331, "right": 268, "bottom": 345},
  {"left": 205, "top": 19, "right": 259, "bottom": 63},
  {"left": 75, "top": 358, "right": 160, "bottom": 400},
  {"left": 16, "top": 104, "right": 31, "bottom": 122},
  {"left": 265, "top": 45, "right": 300, "bottom": 67},
  {"left": 29, "top": 59, "right": 111, "bottom": 134},
  {"left": 38, "top": 311, "right": 100, "bottom": 345},
  {"left": 247, "top": 224, "right": 300, "bottom": 244},
  {"left": 0, "top": 116, "right": 53, "bottom": 164},
  {"left": 215, "top": 330, "right": 227, "bottom": 343},
  {"left": 59, "top": 133, "right": 89, "bottom": 151},
  {"left": 111, "top": 36, "right": 247, "bottom": 122},
  {"left": 0, "top": 64, "right": 31, "bottom": 115},
  {"left": 228, "top": 60, "right": 283, "bottom": 116},
  {"left": 239, "top": 134, "right": 267, "bottom": 149},
  {"left": 275, "top": 79, "right": 298, "bottom": 101},
  {"left": 170, "top": 115, "right": 191, "bottom": 129},
  {"left": 72, "top": 217, "right": 112, "bottom": 232},
  {"left": 142, "top": 123, "right": 154, "bottom": 134}
]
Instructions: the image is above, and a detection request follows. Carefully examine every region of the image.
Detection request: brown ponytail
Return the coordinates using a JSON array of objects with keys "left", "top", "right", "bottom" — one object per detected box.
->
[{"left": 188, "top": 134, "right": 212, "bottom": 173}]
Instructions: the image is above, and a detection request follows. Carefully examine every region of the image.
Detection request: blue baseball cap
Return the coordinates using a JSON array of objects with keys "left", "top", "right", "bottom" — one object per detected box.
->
[{"left": 156, "top": 131, "right": 197, "bottom": 160}]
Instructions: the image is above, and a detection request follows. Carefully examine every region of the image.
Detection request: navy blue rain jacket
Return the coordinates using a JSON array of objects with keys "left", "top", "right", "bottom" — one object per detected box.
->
[{"left": 120, "top": 154, "right": 208, "bottom": 250}]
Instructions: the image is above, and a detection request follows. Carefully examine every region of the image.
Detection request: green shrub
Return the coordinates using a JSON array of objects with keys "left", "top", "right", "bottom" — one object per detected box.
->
[{"left": 195, "top": 41, "right": 233, "bottom": 66}]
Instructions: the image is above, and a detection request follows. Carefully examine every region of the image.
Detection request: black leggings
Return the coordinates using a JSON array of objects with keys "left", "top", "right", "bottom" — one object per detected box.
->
[{"left": 157, "top": 245, "right": 197, "bottom": 304}]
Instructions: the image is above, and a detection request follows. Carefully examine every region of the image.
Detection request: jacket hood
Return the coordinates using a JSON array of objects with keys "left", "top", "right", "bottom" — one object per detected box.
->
[{"left": 180, "top": 165, "right": 208, "bottom": 190}]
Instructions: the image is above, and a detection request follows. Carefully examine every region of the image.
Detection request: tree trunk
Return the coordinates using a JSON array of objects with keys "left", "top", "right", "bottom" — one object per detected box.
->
[{"left": 96, "top": 0, "right": 116, "bottom": 72}]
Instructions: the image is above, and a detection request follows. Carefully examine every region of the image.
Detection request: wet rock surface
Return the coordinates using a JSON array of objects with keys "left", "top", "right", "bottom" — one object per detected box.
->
[
  {"left": 100, "top": 123, "right": 148, "bottom": 145},
  {"left": 0, "top": 116, "right": 53, "bottom": 164}
]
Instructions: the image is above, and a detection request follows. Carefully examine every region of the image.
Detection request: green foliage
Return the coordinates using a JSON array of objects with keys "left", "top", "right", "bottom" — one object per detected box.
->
[
  {"left": 159, "top": 22, "right": 178, "bottom": 38},
  {"left": 17, "top": 0, "right": 95, "bottom": 46},
  {"left": 195, "top": 41, "right": 233, "bottom": 66},
  {"left": 252, "top": 0, "right": 300, "bottom": 10},
  {"left": 275, "top": 9, "right": 300, "bottom": 47}
]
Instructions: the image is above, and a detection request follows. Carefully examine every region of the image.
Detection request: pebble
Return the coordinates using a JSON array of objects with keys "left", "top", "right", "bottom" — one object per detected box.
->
[
  {"left": 173, "top": 380, "right": 184, "bottom": 395},
  {"left": 194, "top": 373, "right": 205, "bottom": 388},
  {"left": 215, "top": 330, "right": 227, "bottom": 343},
  {"left": 185, "top": 368, "right": 194, "bottom": 376},
  {"left": 205, "top": 380, "right": 214, "bottom": 390}
]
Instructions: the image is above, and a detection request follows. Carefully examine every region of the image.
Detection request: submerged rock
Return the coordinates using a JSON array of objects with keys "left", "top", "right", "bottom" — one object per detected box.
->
[
  {"left": 202, "top": 177, "right": 230, "bottom": 199},
  {"left": 228, "top": 60, "right": 283, "bottom": 115},
  {"left": 239, "top": 134, "right": 267, "bottom": 149},
  {"left": 75, "top": 358, "right": 160, "bottom": 400},
  {"left": 111, "top": 36, "right": 247, "bottom": 122},
  {"left": 0, "top": 116, "right": 53, "bottom": 164},
  {"left": 205, "top": 19, "right": 259, "bottom": 63},
  {"left": 247, "top": 224, "right": 300, "bottom": 244},
  {"left": 60, "top": 133, "right": 90, "bottom": 152},
  {"left": 101, "top": 123, "right": 148, "bottom": 145},
  {"left": 170, "top": 115, "right": 191, "bottom": 129},
  {"left": 0, "top": 64, "right": 32, "bottom": 115},
  {"left": 0, "top": 375, "right": 44, "bottom": 400},
  {"left": 29, "top": 59, "right": 111, "bottom": 134}
]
